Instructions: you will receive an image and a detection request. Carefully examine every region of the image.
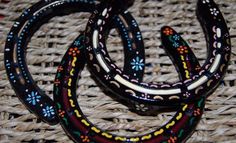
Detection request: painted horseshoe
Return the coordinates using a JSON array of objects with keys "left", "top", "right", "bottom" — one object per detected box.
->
[
  {"left": 4, "top": 0, "right": 144, "bottom": 125},
  {"left": 84, "top": 0, "right": 231, "bottom": 106},
  {"left": 53, "top": 25, "right": 205, "bottom": 142}
]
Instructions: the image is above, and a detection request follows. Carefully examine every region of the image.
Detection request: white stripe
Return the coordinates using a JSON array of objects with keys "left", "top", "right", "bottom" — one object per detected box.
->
[
  {"left": 217, "top": 42, "right": 222, "bottom": 48},
  {"left": 187, "top": 76, "right": 208, "bottom": 90},
  {"left": 97, "top": 19, "right": 102, "bottom": 26},
  {"left": 216, "top": 28, "right": 221, "bottom": 38},
  {"left": 93, "top": 30, "right": 99, "bottom": 49},
  {"left": 114, "top": 75, "right": 181, "bottom": 95},
  {"left": 102, "top": 8, "right": 108, "bottom": 16},
  {"left": 96, "top": 54, "right": 110, "bottom": 73},
  {"left": 209, "top": 54, "right": 221, "bottom": 73}
]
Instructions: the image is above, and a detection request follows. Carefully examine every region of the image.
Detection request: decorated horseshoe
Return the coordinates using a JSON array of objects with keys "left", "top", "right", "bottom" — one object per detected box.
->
[
  {"left": 4, "top": 0, "right": 144, "bottom": 125},
  {"left": 54, "top": 24, "right": 205, "bottom": 142},
  {"left": 84, "top": 0, "right": 231, "bottom": 107}
]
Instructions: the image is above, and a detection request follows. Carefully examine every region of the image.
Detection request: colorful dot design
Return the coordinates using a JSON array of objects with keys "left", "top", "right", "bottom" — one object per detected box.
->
[
  {"left": 161, "top": 26, "right": 202, "bottom": 80},
  {"left": 84, "top": 0, "right": 231, "bottom": 107}
]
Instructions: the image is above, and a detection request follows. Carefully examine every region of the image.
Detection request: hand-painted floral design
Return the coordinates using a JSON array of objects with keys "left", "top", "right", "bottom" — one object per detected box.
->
[
  {"left": 173, "top": 42, "right": 179, "bottom": 48},
  {"left": 177, "top": 46, "right": 188, "bottom": 54},
  {"left": 43, "top": 106, "right": 55, "bottom": 117},
  {"left": 74, "top": 40, "right": 81, "bottom": 47},
  {"left": 58, "top": 109, "right": 66, "bottom": 118},
  {"left": 26, "top": 91, "right": 41, "bottom": 105},
  {"left": 210, "top": 8, "right": 219, "bottom": 16},
  {"left": 135, "top": 104, "right": 148, "bottom": 112},
  {"left": 87, "top": 46, "right": 93, "bottom": 51},
  {"left": 57, "top": 66, "right": 63, "bottom": 72},
  {"left": 172, "top": 34, "right": 180, "bottom": 41},
  {"left": 183, "top": 92, "right": 191, "bottom": 98},
  {"left": 163, "top": 27, "right": 173, "bottom": 36},
  {"left": 194, "top": 108, "right": 201, "bottom": 116},
  {"left": 104, "top": 75, "right": 111, "bottom": 80},
  {"left": 214, "top": 73, "right": 220, "bottom": 79},
  {"left": 81, "top": 135, "right": 90, "bottom": 142},
  {"left": 168, "top": 136, "right": 177, "bottom": 143},
  {"left": 69, "top": 47, "right": 80, "bottom": 56},
  {"left": 131, "top": 57, "right": 144, "bottom": 71}
]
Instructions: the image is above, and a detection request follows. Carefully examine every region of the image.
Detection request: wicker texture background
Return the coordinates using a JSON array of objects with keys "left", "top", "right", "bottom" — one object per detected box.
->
[{"left": 0, "top": 0, "right": 236, "bottom": 142}]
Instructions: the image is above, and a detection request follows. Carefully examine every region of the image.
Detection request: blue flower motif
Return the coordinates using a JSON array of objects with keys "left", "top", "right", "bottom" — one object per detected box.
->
[
  {"left": 74, "top": 40, "right": 81, "bottom": 47},
  {"left": 173, "top": 34, "right": 180, "bottom": 41},
  {"left": 173, "top": 42, "right": 179, "bottom": 48},
  {"left": 43, "top": 106, "right": 55, "bottom": 117},
  {"left": 131, "top": 57, "right": 144, "bottom": 71},
  {"left": 26, "top": 91, "right": 41, "bottom": 105}
]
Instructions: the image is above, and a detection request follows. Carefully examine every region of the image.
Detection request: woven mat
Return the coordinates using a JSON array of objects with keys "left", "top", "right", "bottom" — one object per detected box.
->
[{"left": 0, "top": 0, "right": 236, "bottom": 142}]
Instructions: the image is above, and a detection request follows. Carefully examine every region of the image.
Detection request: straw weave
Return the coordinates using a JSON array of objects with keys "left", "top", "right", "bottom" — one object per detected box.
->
[{"left": 0, "top": 0, "right": 236, "bottom": 142}]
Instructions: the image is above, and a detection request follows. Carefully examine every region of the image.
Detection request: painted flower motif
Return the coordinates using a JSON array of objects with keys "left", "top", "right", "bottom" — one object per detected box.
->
[
  {"left": 81, "top": 135, "right": 90, "bottom": 143},
  {"left": 69, "top": 47, "right": 80, "bottom": 56},
  {"left": 214, "top": 73, "right": 221, "bottom": 79},
  {"left": 183, "top": 92, "right": 191, "bottom": 98},
  {"left": 194, "top": 108, "right": 201, "bottom": 116},
  {"left": 131, "top": 57, "right": 144, "bottom": 71},
  {"left": 163, "top": 27, "right": 173, "bottom": 36},
  {"left": 177, "top": 46, "right": 188, "bottom": 54},
  {"left": 26, "top": 91, "right": 41, "bottom": 105},
  {"left": 57, "top": 66, "right": 63, "bottom": 72},
  {"left": 168, "top": 136, "right": 177, "bottom": 143},
  {"left": 43, "top": 106, "right": 55, "bottom": 117},
  {"left": 87, "top": 46, "right": 93, "bottom": 51},
  {"left": 74, "top": 40, "right": 81, "bottom": 47},
  {"left": 210, "top": 8, "right": 219, "bottom": 16},
  {"left": 172, "top": 34, "right": 180, "bottom": 41},
  {"left": 173, "top": 42, "right": 179, "bottom": 48},
  {"left": 202, "top": 0, "right": 210, "bottom": 4},
  {"left": 58, "top": 109, "right": 65, "bottom": 118},
  {"left": 104, "top": 75, "right": 111, "bottom": 80},
  {"left": 135, "top": 104, "right": 148, "bottom": 112}
]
